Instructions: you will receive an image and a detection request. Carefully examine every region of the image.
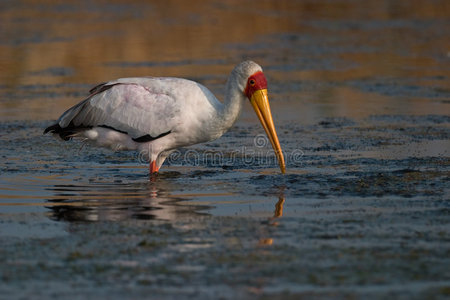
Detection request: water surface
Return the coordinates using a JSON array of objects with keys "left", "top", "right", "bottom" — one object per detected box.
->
[{"left": 0, "top": 0, "right": 449, "bottom": 299}]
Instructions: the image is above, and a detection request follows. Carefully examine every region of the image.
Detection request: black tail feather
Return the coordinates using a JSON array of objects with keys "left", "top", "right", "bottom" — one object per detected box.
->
[
  {"left": 43, "top": 123, "right": 61, "bottom": 135},
  {"left": 44, "top": 122, "right": 91, "bottom": 141}
]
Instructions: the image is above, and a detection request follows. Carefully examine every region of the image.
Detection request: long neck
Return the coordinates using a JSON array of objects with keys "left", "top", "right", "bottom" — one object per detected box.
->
[{"left": 217, "top": 76, "right": 245, "bottom": 132}]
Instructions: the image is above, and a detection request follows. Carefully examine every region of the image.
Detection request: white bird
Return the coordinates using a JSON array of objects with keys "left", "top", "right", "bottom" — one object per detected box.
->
[{"left": 44, "top": 61, "right": 286, "bottom": 175}]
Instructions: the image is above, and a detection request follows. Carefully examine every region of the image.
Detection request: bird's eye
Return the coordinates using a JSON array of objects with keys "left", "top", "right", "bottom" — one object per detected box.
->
[{"left": 249, "top": 79, "right": 256, "bottom": 86}]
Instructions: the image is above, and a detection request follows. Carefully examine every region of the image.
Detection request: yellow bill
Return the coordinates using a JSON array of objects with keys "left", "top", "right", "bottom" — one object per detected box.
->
[{"left": 249, "top": 89, "right": 286, "bottom": 174}]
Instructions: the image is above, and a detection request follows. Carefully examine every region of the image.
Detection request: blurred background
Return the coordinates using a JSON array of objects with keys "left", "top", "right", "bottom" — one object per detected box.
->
[{"left": 1, "top": 0, "right": 449, "bottom": 123}]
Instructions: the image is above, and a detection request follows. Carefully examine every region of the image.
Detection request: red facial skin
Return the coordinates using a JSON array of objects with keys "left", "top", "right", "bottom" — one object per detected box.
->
[{"left": 244, "top": 71, "right": 268, "bottom": 99}]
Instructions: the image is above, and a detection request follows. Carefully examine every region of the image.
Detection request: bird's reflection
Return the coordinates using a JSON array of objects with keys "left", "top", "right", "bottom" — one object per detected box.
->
[
  {"left": 259, "top": 190, "right": 286, "bottom": 246},
  {"left": 274, "top": 196, "right": 285, "bottom": 218},
  {"left": 46, "top": 179, "right": 212, "bottom": 222},
  {"left": 45, "top": 176, "right": 287, "bottom": 232}
]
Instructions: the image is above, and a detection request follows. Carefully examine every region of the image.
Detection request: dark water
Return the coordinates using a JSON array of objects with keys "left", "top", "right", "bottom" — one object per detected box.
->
[{"left": 1, "top": 1, "right": 450, "bottom": 299}]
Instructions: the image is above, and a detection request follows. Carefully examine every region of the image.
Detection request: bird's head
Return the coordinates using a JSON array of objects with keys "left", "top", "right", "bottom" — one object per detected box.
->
[{"left": 237, "top": 61, "right": 286, "bottom": 174}]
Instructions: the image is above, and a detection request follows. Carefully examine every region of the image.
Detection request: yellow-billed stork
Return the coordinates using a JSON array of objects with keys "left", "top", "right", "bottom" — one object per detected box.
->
[{"left": 44, "top": 61, "right": 286, "bottom": 175}]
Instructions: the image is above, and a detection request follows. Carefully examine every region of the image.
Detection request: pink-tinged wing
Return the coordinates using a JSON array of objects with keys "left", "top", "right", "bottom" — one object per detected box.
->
[{"left": 57, "top": 78, "right": 182, "bottom": 139}]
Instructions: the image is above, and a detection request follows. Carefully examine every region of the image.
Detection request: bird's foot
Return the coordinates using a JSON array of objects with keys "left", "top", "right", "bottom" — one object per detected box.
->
[
  {"left": 149, "top": 160, "right": 159, "bottom": 174},
  {"left": 149, "top": 161, "right": 159, "bottom": 182}
]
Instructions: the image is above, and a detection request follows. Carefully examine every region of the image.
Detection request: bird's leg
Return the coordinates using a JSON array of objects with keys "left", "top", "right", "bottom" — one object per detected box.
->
[{"left": 149, "top": 160, "right": 159, "bottom": 174}]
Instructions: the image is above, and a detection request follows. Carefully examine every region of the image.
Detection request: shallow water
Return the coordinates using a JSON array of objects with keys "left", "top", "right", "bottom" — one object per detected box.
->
[{"left": 1, "top": 1, "right": 450, "bottom": 299}]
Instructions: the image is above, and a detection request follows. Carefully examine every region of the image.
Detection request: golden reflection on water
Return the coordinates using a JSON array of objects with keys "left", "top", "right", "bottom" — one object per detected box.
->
[
  {"left": 0, "top": 0, "right": 301, "bottom": 86},
  {"left": 0, "top": 0, "right": 448, "bottom": 121}
]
